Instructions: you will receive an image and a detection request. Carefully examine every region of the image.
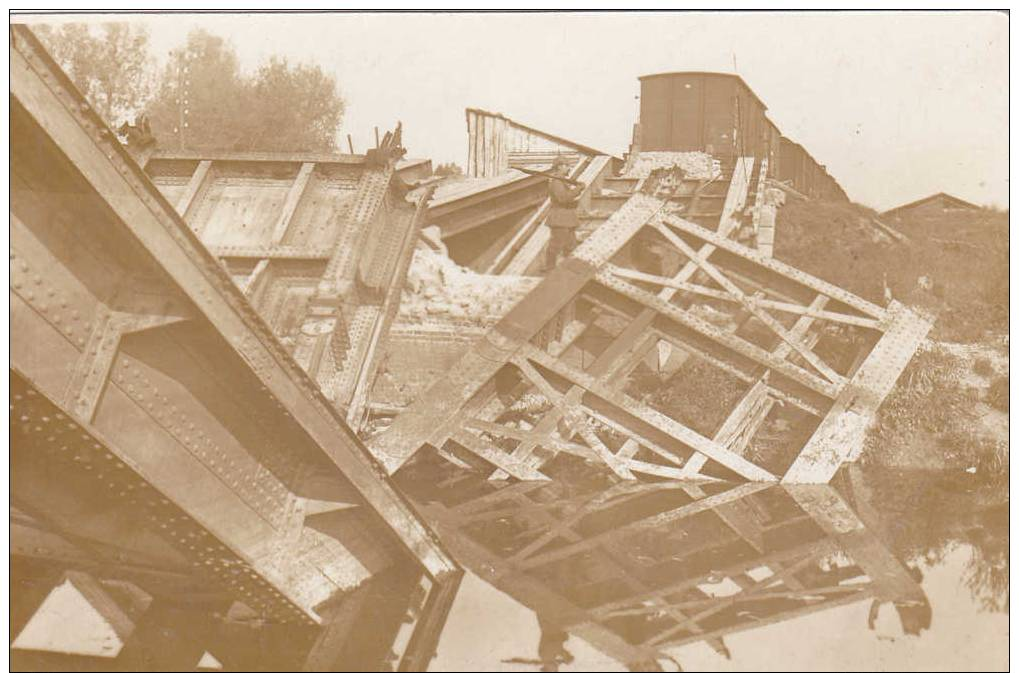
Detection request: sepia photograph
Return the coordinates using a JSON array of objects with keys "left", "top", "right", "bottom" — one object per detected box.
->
[{"left": 7, "top": 8, "right": 1009, "bottom": 672}]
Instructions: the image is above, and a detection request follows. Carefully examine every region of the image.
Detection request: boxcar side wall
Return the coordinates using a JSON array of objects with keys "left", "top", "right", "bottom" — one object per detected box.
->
[{"left": 639, "top": 72, "right": 848, "bottom": 201}]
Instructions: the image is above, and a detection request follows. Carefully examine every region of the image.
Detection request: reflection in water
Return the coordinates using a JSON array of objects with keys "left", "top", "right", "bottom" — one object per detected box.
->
[
  {"left": 396, "top": 453, "right": 1006, "bottom": 671},
  {"left": 11, "top": 452, "right": 1006, "bottom": 671}
]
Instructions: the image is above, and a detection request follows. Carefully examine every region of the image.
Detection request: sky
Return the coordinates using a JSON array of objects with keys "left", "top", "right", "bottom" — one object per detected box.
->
[{"left": 19, "top": 11, "right": 1008, "bottom": 211}]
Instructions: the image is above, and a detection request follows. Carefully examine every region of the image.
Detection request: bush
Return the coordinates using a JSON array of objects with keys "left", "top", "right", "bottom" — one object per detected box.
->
[
  {"left": 986, "top": 375, "right": 1009, "bottom": 413},
  {"left": 972, "top": 356, "right": 995, "bottom": 378},
  {"left": 774, "top": 202, "right": 1008, "bottom": 342}
]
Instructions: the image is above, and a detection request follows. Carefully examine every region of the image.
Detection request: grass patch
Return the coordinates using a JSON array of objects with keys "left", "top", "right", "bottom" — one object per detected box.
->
[
  {"left": 775, "top": 201, "right": 1007, "bottom": 342},
  {"left": 972, "top": 356, "right": 995, "bottom": 378},
  {"left": 986, "top": 375, "right": 1009, "bottom": 413}
]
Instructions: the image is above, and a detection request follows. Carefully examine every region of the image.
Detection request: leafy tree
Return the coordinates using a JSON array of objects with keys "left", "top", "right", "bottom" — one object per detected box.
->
[
  {"left": 245, "top": 57, "right": 345, "bottom": 152},
  {"left": 146, "top": 31, "right": 344, "bottom": 152},
  {"left": 32, "top": 22, "right": 155, "bottom": 127},
  {"left": 33, "top": 24, "right": 345, "bottom": 153},
  {"left": 433, "top": 162, "right": 464, "bottom": 177},
  {"left": 145, "top": 29, "right": 249, "bottom": 151}
]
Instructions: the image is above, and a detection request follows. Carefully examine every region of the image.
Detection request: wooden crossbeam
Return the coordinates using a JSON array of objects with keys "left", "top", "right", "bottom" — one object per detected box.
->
[
  {"left": 580, "top": 407, "right": 697, "bottom": 472},
  {"left": 606, "top": 583, "right": 863, "bottom": 619},
  {"left": 680, "top": 379, "right": 772, "bottom": 478},
  {"left": 646, "top": 547, "right": 827, "bottom": 646},
  {"left": 651, "top": 219, "right": 846, "bottom": 386},
  {"left": 660, "top": 213, "right": 888, "bottom": 320},
  {"left": 449, "top": 429, "right": 549, "bottom": 481},
  {"left": 606, "top": 264, "right": 881, "bottom": 329},
  {"left": 638, "top": 323, "right": 823, "bottom": 417},
  {"left": 506, "top": 481, "right": 653, "bottom": 562},
  {"left": 511, "top": 356, "right": 635, "bottom": 479},
  {"left": 421, "top": 507, "right": 661, "bottom": 665},
  {"left": 464, "top": 418, "right": 596, "bottom": 461},
  {"left": 681, "top": 294, "right": 832, "bottom": 477},
  {"left": 597, "top": 271, "right": 840, "bottom": 399},
  {"left": 484, "top": 175, "right": 759, "bottom": 478},
  {"left": 518, "top": 344, "right": 778, "bottom": 482},
  {"left": 457, "top": 172, "right": 756, "bottom": 480},
  {"left": 782, "top": 302, "right": 932, "bottom": 483},
  {"left": 589, "top": 537, "right": 839, "bottom": 618},
  {"left": 515, "top": 482, "right": 772, "bottom": 570},
  {"left": 664, "top": 586, "right": 877, "bottom": 650}
]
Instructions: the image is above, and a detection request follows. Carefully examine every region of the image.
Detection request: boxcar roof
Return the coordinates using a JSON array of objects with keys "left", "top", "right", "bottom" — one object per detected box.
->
[{"left": 638, "top": 71, "right": 768, "bottom": 110}]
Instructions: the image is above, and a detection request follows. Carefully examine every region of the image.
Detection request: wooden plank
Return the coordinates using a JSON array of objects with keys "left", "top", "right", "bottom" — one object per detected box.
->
[
  {"left": 681, "top": 295, "right": 831, "bottom": 477},
  {"left": 242, "top": 258, "right": 269, "bottom": 296},
  {"left": 651, "top": 219, "right": 846, "bottom": 386},
  {"left": 661, "top": 212, "right": 888, "bottom": 320},
  {"left": 511, "top": 356, "right": 634, "bottom": 479},
  {"left": 719, "top": 157, "right": 754, "bottom": 233},
  {"left": 783, "top": 302, "right": 932, "bottom": 483},
  {"left": 516, "top": 482, "right": 773, "bottom": 570},
  {"left": 450, "top": 429, "right": 550, "bottom": 481},
  {"left": 518, "top": 344, "right": 777, "bottom": 482},
  {"left": 606, "top": 265, "right": 880, "bottom": 329},
  {"left": 751, "top": 158, "right": 771, "bottom": 255},
  {"left": 596, "top": 271, "right": 840, "bottom": 399}
]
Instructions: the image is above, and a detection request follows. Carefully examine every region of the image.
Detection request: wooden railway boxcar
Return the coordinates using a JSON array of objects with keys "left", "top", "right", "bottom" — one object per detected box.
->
[{"left": 638, "top": 72, "right": 772, "bottom": 161}]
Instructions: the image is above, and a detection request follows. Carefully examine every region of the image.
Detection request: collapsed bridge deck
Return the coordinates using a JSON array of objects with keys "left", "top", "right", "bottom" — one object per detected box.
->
[
  {"left": 371, "top": 182, "right": 931, "bottom": 484},
  {"left": 11, "top": 24, "right": 460, "bottom": 669}
]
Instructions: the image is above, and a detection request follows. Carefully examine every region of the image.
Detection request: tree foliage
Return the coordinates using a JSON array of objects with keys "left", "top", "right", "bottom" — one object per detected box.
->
[
  {"left": 145, "top": 29, "right": 248, "bottom": 151},
  {"left": 433, "top": 162, "right": 464, "bottom": 177},
  {"left": 32, "top": 22, "right": 155, "bottom": 127},
  {"left": 146, "top": 30, "right": 344, "bottom": 152},
  {"left": 245, "top": 57, "right": 345, "bottom": 152},
  {"left": 33, "top": 24, "right": 345, "bottom": 153}
]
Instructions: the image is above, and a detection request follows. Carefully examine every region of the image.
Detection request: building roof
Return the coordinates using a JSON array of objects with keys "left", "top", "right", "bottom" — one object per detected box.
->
[{"left": 883, "top": 192, "right": 981, "bottom": 217}]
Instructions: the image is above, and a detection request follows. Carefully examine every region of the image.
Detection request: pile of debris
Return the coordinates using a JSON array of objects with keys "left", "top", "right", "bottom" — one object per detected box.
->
[
  {"left": 399, "top": 247, "right": 539, "bottom": 327},
  {"left": 622, "top": 150, "right": 721, "bottom": 180}
]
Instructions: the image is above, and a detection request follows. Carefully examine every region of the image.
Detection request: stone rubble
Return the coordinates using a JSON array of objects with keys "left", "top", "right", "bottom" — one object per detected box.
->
[
  {"left": 622, "top": 151, "right": 722, "bottom": 180},
  {"left": 399, "top": 247, "right": 539, "bottom": 327}
]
